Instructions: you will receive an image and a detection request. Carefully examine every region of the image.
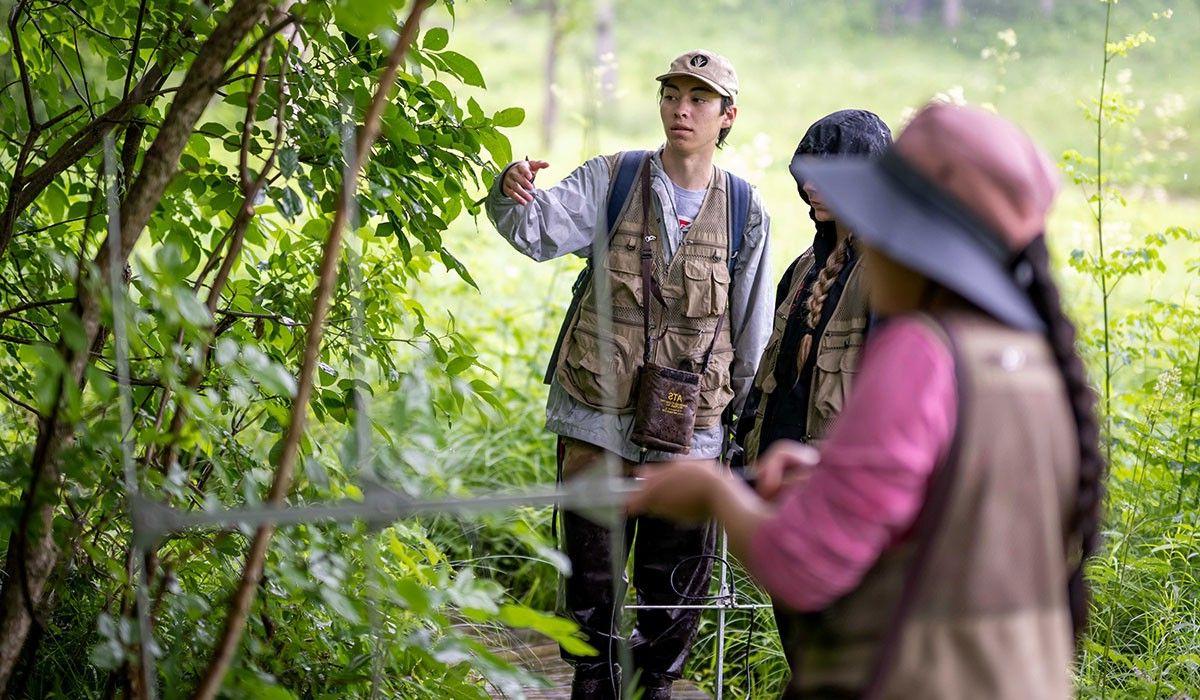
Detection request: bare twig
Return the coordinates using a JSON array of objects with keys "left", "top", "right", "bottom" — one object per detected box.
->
[
  {"left": 9, "top": 1, "right": 36, "bottom": 129},
  {"left": 28, "top": 15, "right": 90, "bottom": 111},
  {"left": 0, "top": 385, "right": 40, "bottom": 417},
  {"left": 0, "top": 297, "right": 73, "bottom": 322},
  {"left": 218, "top": 14, "right": 298, "bottom": 87},
  {"left": 190, "top": 4, "right": 432, "bottom": 697},
  {"left": 123, "top": 0, "right": 150, "bottom": 99}
]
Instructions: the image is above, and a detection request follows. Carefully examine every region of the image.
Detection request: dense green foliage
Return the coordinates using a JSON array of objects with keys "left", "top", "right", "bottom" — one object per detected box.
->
[
  {"left": 0, "top": 1, "right": 579, "bottom": 697},
  {"left": 0, "top": 0, "right": 1196, "bottom": 698}
]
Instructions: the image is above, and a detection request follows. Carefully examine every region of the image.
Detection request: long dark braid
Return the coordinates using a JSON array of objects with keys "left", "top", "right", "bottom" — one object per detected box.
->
[
  {"left": 793, "top": 236, "right": 852, "bottom": 374},
  {"left": 1017, "top": 235, "right": 1106, "bottom": 641}
]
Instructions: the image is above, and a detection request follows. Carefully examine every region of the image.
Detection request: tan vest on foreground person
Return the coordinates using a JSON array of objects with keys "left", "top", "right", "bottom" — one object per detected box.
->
[
  {"left": 779, "top": 312, "right": 1078, "bottom": 700},
  {"left": 742, "top": 249, "right": 870, "bottom": 461},
  {"left": 554, "top": 159, "right": 735, "bottom": 430}
]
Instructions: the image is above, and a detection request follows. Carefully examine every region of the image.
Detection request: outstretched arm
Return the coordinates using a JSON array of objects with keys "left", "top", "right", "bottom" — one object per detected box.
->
[{"left": 484, "top": 155, "right": 611, "bottom": 262}]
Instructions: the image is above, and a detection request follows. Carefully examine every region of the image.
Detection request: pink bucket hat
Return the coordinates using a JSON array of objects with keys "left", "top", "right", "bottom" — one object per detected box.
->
[{"left": 791, "top": 103, "right": 1060, "bottom": 331}]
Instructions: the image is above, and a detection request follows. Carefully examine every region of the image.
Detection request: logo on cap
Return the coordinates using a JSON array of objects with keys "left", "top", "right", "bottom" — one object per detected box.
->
[{"left": 689, "top": 54, "right": 709, "bottom": 68}]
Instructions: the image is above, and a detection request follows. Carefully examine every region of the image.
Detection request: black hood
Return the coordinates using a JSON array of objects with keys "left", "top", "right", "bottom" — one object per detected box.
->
[{"left": 791, "top": 109, "right": 893, "bottom": 240}]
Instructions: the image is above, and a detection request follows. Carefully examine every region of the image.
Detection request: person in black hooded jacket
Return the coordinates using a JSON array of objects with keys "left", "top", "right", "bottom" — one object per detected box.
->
[{"left": 732, "top": 110, "right": 892, "bottom": 466}]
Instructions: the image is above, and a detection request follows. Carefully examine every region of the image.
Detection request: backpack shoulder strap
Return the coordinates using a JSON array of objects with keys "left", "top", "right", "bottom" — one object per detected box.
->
[
  {"left": 606, "top": 150, "right": 652, "bottom": 235},
  {"left": 725, "top": 172, "right": 752, "bottom": 274},
  {"left": 543, "top": 150, "right": 651, "bottom": 385}
]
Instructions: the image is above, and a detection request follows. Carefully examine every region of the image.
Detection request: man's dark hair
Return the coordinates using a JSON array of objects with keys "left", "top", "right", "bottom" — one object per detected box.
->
[
  {"left": 717, "top": 96, "right": 734, "bottom": 149},
  {"left": 658, "top": 84, "right": 736, "bottom": 149}
]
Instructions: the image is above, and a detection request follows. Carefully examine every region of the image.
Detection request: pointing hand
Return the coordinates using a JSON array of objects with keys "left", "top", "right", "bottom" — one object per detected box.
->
[{"left": 503, "top": 158, "right": 549, "bottom": 205}]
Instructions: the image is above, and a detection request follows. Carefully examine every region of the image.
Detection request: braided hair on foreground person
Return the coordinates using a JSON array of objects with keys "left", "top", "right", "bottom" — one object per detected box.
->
[{"left": 630, "top": 102, "right": 1104, "bottom": 699}]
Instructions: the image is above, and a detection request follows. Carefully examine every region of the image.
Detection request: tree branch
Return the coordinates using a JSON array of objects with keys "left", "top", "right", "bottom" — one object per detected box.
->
[
  {"left": 190, "top": 3, "right": 432, "bottom": 697},
  {"left": 156, "top": 33, "right": 290, "bottom": 475},
  {"left": 0, "top": 0, "right": 272, "bottom": 690},
  {"left": 0, "top": 385, "right": 40, "bottom": 417},
  {"left": 8, "top": 1, "right": 36, "bottom": 129},
  {"left": 0, "top": 297, "right": 73, "bottom": 322},
  {"left": 123, "top": 0, "right": 150, "bottom": 99},
  {"left": 0, "top": 15, "right": 194, "bottom": 260}
]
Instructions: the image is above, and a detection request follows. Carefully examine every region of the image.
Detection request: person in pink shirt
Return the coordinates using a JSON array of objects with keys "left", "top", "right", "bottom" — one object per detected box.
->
[{"left": 630, "top": 103, "right": 1104, "bottom": 698}]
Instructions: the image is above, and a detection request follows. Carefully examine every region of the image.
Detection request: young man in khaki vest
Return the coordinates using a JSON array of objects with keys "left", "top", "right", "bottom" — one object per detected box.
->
[{"left": 486, "top": 51, "right": 772, "bottom": 699}]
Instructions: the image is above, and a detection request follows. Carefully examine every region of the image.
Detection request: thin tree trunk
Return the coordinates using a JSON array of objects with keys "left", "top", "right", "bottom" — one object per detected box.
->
[
  {"left": 879, "top": 0, "right": 897, "bottom": 34},
  {"left": 595, "top": 0, "right": 616, "bottom": 101},
  {"left": 942, "top": 0, "right": 961, "bottom": 29},
  {"left": 900, "top": 0, "right": 927, "bottom": 26},
  {"left": 0, "top": 1, "right": 271, "bottom": 691},
  {"left": 188, "top": 3, "right": 431, "bottom": 698},
  {"left": 542, "top": 0, "right": 562, "bottom": 151}
]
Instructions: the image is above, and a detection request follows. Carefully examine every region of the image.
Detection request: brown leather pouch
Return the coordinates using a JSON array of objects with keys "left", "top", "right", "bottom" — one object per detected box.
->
[{"left": 631, "top": 363, "right": 701, "bottom": 454}]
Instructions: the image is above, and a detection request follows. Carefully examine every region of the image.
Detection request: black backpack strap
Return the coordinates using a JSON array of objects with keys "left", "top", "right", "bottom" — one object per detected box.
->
[
  {"left": 725, "top": 172, "right": 752, "bottom": 275},
  {"left": 718, "top": 172, "right": 753, "bottom": 431},
  {"left": 543, "top": 150, "right": 653, "bottom": 384},
  {"left": 607, "top": 149, "right": 653, "bottom": 234}
]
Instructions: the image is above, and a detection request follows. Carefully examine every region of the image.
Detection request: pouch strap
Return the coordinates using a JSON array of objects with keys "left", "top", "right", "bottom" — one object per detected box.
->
[{"left": 639, "top": 162, "right": 667, "bottom": 364}]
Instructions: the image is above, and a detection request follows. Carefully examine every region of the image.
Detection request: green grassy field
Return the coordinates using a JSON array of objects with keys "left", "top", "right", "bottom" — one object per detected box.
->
[{"left": 425, "top": 0, "right": 1196, "bottom": 313}]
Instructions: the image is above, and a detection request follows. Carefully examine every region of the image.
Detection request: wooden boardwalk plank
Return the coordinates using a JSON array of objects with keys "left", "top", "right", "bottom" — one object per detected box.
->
[{"left": 478, "top": 628, "right": 711, "bottom": 699}]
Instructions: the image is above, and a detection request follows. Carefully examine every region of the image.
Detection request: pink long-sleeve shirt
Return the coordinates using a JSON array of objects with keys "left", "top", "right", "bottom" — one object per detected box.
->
[{"left": 746, "top": 316, "right": 958, "bottom": 611}]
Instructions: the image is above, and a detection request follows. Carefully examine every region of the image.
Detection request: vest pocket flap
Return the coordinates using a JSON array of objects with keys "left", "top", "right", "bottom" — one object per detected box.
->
[
  {"left": 682, "top": 258, "right": 728, "bottom": 318},
  {"left": 605, "top": 249, "right": 642, "bottom": 275},
  {"left": 815, "top": 344, "right": 843, "bottom": 373},
  {"left": 603, "top": 251, "right": 643, "bottom": 307},
  {"left": 824, "top": 316, "right": 869, "bottom": 335},
  {"left": 566, "top": 329, "right": 629, "bottom": 374},
  {"left": 683, "top": 257, "right": 711, "bottom": 281},
  {"left": 815, "top": 336, "right": 863, "bottom": 373}
]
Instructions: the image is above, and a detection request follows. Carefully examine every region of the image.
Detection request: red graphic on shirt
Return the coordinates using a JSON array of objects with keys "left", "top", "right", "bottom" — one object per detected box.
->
[{"left": 679, "top": 217, "right": 693, "bottom": 235}]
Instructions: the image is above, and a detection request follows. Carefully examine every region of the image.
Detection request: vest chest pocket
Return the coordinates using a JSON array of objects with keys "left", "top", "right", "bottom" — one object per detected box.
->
[
  {"left": 682, "top": 257, "right": 730, "bottom": 318},
  {"left": 604, "top": 244, "right": 643, "bottom": 310},
  {"left": 811, "top": 333, "right": 864, "bottom": 430}
]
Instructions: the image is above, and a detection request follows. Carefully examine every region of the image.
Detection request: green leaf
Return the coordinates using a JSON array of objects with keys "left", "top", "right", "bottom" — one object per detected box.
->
[
  {"left": 477, "top": 128, "right": 513, "bottom": 170},
  {"left": 499, "top": 605, "right": 595, "bottom": 657},
  {"left": 43, "top": 182, "right": 69, "bottom": 220},
  {"left": 446, "top": 355, "right": 474, "bottom": 376},
  {"left": 279, "top": 147, "right": 299, "bottom": 178},
  {"left": 423, "top": 27, "right": 449, "bottom": 51},
  {"left": 440, "top": 51, "right": 485, "bottom": 88},
  {"left": 334, "top": 0, "right": 399, "bottom": 36},
  {"left": 492, "top": 107, "right": 525, "bottom": 128},
  {"left": 59, "top": 312, "right": 86, "bottom": 352}
]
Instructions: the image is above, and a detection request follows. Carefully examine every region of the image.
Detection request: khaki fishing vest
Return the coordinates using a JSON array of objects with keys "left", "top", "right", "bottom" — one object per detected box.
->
[
  {"left": 779, "top": 313, "right": 1078, "bottom": 699},
  {"left": 554, "top": 159, "right": 735, "bottom": 429},
  {"left": 742, "top": 248, "right": 869, "bottom": 461}
]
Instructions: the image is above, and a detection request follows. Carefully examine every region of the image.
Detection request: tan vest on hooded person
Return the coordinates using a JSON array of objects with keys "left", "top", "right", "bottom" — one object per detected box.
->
[
  {"left": 778, "top": 312, "right": 1078, "bottom": 700},
  {"left": 554, "top": 156, "right": 735, "bottom": 430},
  {"left": 742, "top": 247, "right": 870, "bottom": 461}
]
